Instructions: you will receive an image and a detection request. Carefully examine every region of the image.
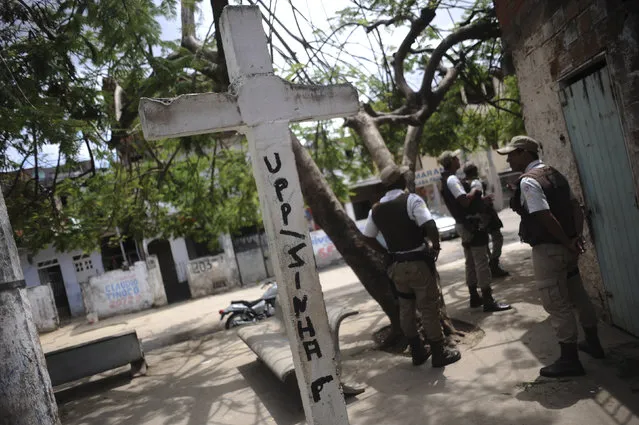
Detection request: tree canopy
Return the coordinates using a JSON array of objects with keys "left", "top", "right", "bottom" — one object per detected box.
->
[{"left": 0, "top": 0, "right": 523, "bottom": 256}]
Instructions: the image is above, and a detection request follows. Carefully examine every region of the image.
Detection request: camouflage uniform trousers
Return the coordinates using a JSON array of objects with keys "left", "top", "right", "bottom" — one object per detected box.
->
[
  {"left": 456, "top": 224, "right": 492, "bottom": 291},
  {"left": 389, "top": 260, "right": 444, "bottom": 342},
  {"left": 532, "top": 243, "right": 598, "bottom": 343}
]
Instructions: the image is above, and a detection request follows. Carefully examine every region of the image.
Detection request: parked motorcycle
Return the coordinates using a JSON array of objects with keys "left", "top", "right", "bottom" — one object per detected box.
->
[{"left": 219, "top": 282, "right": 278, "bottom": 329}]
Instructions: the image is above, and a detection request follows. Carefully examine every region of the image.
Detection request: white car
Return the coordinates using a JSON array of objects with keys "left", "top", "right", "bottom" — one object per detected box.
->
[{"left": 432, "top": 212, "right": 458, "bottom": 240}]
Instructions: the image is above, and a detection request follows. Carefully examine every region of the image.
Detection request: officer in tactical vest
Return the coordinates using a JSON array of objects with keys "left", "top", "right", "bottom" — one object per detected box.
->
[
  {"left": 438, "top": 150, "right": 511, "bottom": 312},
  {"left": 462, "top": 162, "right": 510, "bottom": 277},
  {"left": 363, "top": 164, "right": 461, "bottom": 368},
  {"left": 497, "top": 135, "right": 604, "bottom": 377}
]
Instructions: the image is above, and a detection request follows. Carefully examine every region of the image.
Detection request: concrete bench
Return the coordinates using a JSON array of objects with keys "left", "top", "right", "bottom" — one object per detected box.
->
[
  {"left": 237, "top": 304, "right": 365, "bottom": 397},
  {"left": 44, "top": 330, "right": 147, "bottom": 387}
]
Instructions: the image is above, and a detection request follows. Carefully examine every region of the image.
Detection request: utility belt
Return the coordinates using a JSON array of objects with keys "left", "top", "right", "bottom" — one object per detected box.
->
[
  {"left": 389, "top": 249, "right": 438, "bottom": 300},
  {"left": 391, "top": 250, "right": 430, "bottom": 263},
  {"left": 518, "top": 223, "right": 576, "bottom": 247}
]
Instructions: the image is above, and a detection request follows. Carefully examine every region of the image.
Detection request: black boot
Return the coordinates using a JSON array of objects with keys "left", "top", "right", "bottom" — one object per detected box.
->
[
  {"left": 469, "top": 288, "right": 483, "bottom": 308},
  {"left": 540, "top": 343, "right": 586, "bottom": 377},
  {"left": 481, "top": 288, "right": 512, "bottom": 312},
  {"left": 408, "top": 336, "right": 430, "bottom": 366},
  {"left": 578, "top": 327, "right": 605, "bottom": 359},
  {"left": 430, "top": 340, "right": 461, "bottom": 368},
  {"left": 490, "top": 259, "right": 510, "bottom": 277}
]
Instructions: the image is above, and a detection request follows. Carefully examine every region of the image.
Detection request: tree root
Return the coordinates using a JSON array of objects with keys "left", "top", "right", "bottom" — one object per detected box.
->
[{"left": 372, "top": 326, "right": 408, "bottom": 353}]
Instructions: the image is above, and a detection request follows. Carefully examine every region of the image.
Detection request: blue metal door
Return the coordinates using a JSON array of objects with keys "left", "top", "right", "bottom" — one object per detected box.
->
[{"left": 561, "top": 65, "right": 639, "bottom": 336}]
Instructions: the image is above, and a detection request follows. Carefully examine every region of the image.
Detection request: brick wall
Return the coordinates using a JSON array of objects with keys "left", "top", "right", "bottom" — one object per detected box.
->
[{"left": 493, "top": 0, "right": 639, "bottom": 320}]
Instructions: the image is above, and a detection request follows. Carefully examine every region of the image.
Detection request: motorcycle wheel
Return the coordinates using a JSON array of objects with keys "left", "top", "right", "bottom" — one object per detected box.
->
[{"left": 225, "top": 312, "right": 252, "bottom": 329}]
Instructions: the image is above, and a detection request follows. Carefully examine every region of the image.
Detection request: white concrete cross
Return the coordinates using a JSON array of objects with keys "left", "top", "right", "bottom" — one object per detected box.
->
[{"left": 138, "top": 6, "right": 358, "bottom": 425}]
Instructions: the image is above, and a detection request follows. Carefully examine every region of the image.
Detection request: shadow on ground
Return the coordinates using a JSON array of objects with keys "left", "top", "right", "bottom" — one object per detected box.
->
[
  {"left": 57, "top": 243, "right": 639, "bottom": 425},
  {"left": 57, "top": 330, "right": 280, "bottom": 425}
]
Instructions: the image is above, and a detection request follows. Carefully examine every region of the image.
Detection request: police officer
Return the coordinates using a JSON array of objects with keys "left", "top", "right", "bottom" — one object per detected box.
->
[
  {"left": 438, "top": 150, "right": 511, "bottom": 312},
  {"left": 497, "top": 135, "right": 604, "bottom": 377},
  {"left": 363, "top": 164, "right": 461, "bottom": 368},
  {"left": 462, "top": 162, "right": 510, "bottom": 277}
]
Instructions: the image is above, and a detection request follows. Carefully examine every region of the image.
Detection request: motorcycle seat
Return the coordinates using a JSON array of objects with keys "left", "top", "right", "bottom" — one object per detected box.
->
[{"left": 231, "top": 299, "right": 262, "bottom": 307}]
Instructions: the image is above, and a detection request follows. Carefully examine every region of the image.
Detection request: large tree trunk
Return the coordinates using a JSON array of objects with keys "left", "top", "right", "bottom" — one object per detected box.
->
[
  {"left": 0, "top": 191, "right": 60, "bottom": 425},
  {"left": 291, "top": 134, "right": 403, "bottom": 339},
  {"left": 401, "top": 124, "right": 424, "bottom": 172}
]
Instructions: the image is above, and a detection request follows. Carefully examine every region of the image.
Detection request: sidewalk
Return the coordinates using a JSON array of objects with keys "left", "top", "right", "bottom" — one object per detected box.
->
[
  {"left": 40, "top": 264, "right": 362, "bottom": 353},
  {"left": 56, "top": 242, "right": 639, "bottom": 425}
]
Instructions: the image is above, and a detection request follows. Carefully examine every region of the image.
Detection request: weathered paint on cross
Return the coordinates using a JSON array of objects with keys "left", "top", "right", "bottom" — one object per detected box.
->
[{"left": 138, "top": 6, "right": 358, "bottom": 425}]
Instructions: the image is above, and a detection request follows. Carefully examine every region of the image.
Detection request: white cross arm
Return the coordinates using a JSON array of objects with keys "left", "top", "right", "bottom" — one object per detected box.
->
[
  {"left": 284, "top": 82, "right": 359, "bottom": 123},
  {"left": 138, "top": 92, "right": 242, "bottom": 140}
]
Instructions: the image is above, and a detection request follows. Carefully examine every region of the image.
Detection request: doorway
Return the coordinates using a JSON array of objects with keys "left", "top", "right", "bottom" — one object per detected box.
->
[
  {"left": 147, "top": 239, "right": 190, "bottom": 303},
  {"left": 37, "top": 260, "right": 71, "bottom": 319},
  {"left": 561, "top": 64, "right": 639, "bottom": 336}
]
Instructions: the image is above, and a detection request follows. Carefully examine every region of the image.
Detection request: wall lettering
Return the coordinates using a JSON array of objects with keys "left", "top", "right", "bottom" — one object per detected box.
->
[
  {"left": 280, "top": 229, "right": 304, "bottom": 239},
  {"left": 264, "top": 150, "right": 331, "bottom": 404},
  {"left": 303, "top": 339, "right": 323, "bottom": 361},
  {"left": 263, "top": 152, "right": 282, "bottom": 173},
  {"left": 297, "top": 316, "right": 316, "bottom": 339},
  {"left": 311, "top": 375, "right": 334, "bottom": 402},
  {"left": 281, "top": 203, "right": 292, "bottom": 225},
  {"left": 104, "top": 277, "right": 142, "bottom": 309},
  {"left": 274, "top": 178, "right": 288, "bottom": 202},
  {"left": 190, "top": 258, "right": 217, "bottom": 274},
  {"left": 287, "top": 243, "right": 306, "bottom": 268},
  {"left": 293, "top": 295, "right": 308, "bottom": 316},
  {"left": 213, "top": 280, "right": 227, "bottom": 289}
]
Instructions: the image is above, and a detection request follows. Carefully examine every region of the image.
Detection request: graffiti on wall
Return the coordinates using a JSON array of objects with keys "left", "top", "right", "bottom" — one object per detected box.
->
[
  {"left": 190, "top": 258, "right": 217, "bottom": 274},
  {"left": 415, "top": 167, "right": 444, "bottom": 187},
  {"left": 310, "top": 220, "right": 373, "bottom": 266},
  {"left": 104, "top": 275, "right": 142, "bottom": 309}
]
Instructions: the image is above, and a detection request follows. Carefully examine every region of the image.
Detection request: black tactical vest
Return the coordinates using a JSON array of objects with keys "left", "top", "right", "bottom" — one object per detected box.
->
[
  {"left": 511, "top": 165, "right": 577, "bottom": 246},
  {"left": 440, "top": 171, "right": 468, "bottom": 223},
  {"left": 371, "top": 193, "right": 425, "bottom": 253}
]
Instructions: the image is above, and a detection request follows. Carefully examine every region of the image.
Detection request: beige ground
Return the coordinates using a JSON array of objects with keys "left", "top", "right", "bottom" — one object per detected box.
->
[{"left": 54, "top": 242, "right": 639, "bottom": 425}]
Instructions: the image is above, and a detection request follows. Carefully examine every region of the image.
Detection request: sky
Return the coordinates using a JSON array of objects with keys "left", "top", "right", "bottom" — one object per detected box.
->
[
  {"left": 157, "top": 0, "right": 465, "bottom": 92},
  {"left": 12, "top": 0, "right": 465, "bottom": 170}
]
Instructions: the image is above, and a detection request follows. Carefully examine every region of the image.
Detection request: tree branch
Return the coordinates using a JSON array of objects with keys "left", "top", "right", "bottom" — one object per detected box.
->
[
  {"left": 33, "top": 128, "right": 38, "bottom": 198},
  {"left": 83, "top": 133, "right": 96, "bottom": 177},
  {"left": 256, "top": 11, "right": 315, "bottom": 83},
  {"left": 211, "top": 0, "right": 230, "bottom": 86},
  {"left": 393, "top": 7, "right": 437, "bottom": 100},
  {"left": 344, "top": 110, "right": 401, "bottom": 170},
  {"left": 433, "top": 65, "right": 459, "bottom": 97},
  {"left": 372, "top": 112, "right": 423, "bottom": 127},
  {"left": 180, "top": 0, "right": 218, "bottom": 63},
  {"left": 419, "top": 19, "right": 500, "bottom": 97},
  {"left": 50, "top": 147, "right": 62, "bottom": 201},
  {"left": 365, "top": 15, "right": 412, "bottom": 33},
  {"left": 402, "top": 124, "right": 424, "bottom": 173}
]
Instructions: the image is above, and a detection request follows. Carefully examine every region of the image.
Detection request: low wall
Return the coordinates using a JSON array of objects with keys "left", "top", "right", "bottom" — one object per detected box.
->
[
  {"left": 82, "top": 260, "right": 167, "bottom": 320},
  {"left": 186, "top": 254, "right": 239, "bottom": 298},
  {"left": 26, "top": 285, "right": 59, "bottom": 332}
]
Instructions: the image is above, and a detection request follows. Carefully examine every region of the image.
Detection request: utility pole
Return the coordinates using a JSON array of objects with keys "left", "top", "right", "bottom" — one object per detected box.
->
[{"left": 0, "top": 189, "right": 60, "bottom": 425}]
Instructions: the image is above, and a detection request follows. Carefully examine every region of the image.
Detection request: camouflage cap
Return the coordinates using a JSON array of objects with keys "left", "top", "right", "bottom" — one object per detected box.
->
[
  {"left": 379, "top": 164, "right": 408, "bottom": 186},
  {"left": 496, "top": 135, "right": 541, "bottom": 155},
  {"left": 437, "top": 149, "right": 462, "bottom": 168}
]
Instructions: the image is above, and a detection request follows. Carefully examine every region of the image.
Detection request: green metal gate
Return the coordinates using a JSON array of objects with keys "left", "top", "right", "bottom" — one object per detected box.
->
[{"left": 561, "top": 65, "right": 639, "bottom": 336}]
